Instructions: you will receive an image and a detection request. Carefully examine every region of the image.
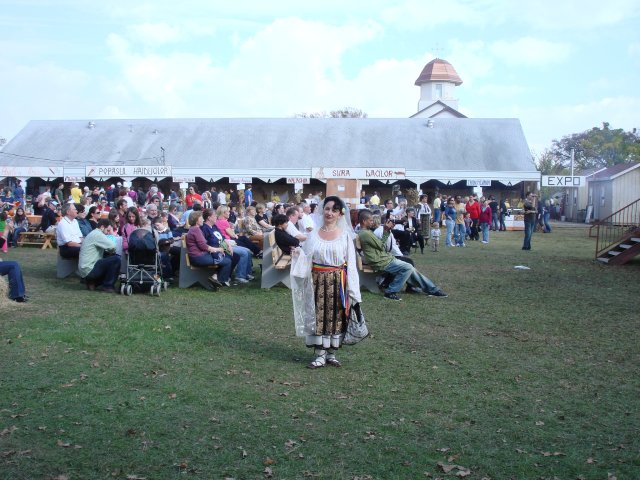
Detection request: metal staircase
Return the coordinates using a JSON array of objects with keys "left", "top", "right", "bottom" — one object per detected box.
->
[{"left": 595, "top": 198, "right": 640, "bottom": 265}]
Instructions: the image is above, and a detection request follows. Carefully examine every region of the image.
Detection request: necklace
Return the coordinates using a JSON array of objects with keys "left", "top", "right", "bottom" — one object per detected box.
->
[{"left": 321, "top": 225, "right": 338, "bottom": 232}]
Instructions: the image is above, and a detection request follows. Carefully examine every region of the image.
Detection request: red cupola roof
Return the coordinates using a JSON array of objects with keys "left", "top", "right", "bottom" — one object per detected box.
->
[{"left": 414, "top": 58, "right": 463, "bottom": 86}]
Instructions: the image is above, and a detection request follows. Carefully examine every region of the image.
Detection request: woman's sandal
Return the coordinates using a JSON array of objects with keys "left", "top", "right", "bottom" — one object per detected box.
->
[
  {"left": 326, "top": 356, "right": 341, "bottom": 367},
  {"left": 306, "top": 355, "right": 326, "bottom": 369}
]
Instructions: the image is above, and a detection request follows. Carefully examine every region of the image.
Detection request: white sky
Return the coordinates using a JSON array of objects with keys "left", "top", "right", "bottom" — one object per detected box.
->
[{"left": 1, "top": 0, "right": 639, "bottom": 155}]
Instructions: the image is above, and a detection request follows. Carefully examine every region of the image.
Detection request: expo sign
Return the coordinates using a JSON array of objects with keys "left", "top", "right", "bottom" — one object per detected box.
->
[{"left": 541, "top": 175, "right": 586, "bottom": 187}]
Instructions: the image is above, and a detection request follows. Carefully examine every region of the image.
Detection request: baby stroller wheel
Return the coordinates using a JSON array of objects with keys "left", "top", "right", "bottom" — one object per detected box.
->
[
  {"left": 120, "top": 284, "right": 127, "bottom": 295},
  {"left": 126, "top": 284, "right": 133, "bottom": 296},
  {"left": 163, "top": 281, "right": 168, "bottom": 291}
]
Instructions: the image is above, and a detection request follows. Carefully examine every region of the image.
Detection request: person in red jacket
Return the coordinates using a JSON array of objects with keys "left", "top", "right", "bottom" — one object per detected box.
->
[
  {"left": 478, "top": 198, "right": 493, "bottom": 244},
  {"left": 465, "top": 196, "right": 481, "bottom": 241}
]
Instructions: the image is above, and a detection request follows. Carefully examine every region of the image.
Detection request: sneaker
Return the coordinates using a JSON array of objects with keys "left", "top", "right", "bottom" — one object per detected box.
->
[
  {"left": 429, "top": 290, "right": 448, "bottom": 298},
  {"left": 383, "top": 292, "right": 402, "bottom": 301},
  {"left": 246, "top": 274, "right": 255, "bottom": 281},
  {"left": 236, "top": 277, "right": 249, "bottom": 284},
  {"left": 208, "top": 275, "right": 223, "bottom": 288},
  {"left": 481, "top": 241, "right": 488, "bottom": 244}
]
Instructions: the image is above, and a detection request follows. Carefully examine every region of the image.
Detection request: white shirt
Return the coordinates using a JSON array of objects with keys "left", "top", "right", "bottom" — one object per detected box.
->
[
  {"left": 299, "top": 213, "right": 314, "bottom": 232},
  {"left": 123, "top": 196, "right": 134, "bottom": 208},
  {"left": 417, "top": 202, "right": 432, "bottom": 217},
  {"left": 217, "top": 192, "right": 227, "bottom": 205},
  {"left": 56, "top": 216, "right": 83, "bottom": 245},
  {"left": 286, "top": 220, "right": 304, "bottom": 239}
]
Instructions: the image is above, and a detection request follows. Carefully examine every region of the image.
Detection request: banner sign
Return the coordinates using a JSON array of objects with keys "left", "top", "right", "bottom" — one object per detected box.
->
[
  {"left": 0, "top": 166, "right": 63, "bottom": 178},
  {"left": 312, "top": 167, "right": 405, "bottom": 180},
  {"left": 230, "top": 177, "right": 252, "bottom": 184},
  {"left": 85, "top": 165, "right": 172, "bottom": 178},
  {"left": 64, "top": 176, "right": 86, "bottom": 183},
  {"left": 173, "top": 176, "right": 195, "bottom": 183},
  {"left": 466, "top": 179, "right": 492, "bottom": 187},
  {"left": 541, "top": 175, "right": 586, "bottom": 187},
  {"left": 287, "top": 177, "right": 310, "bottom": 184}
]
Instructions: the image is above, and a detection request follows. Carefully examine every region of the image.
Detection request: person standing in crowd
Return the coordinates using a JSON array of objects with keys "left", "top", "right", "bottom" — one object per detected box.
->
[
  {"left": 54, "top": 182, "right": 65, "bottom": 205},
  {"left": 479, "top": 198, "right": 492, "bottom": 244},
  {"left": 290, "top": 196, "right": 361, "bottom": 369},
  {"left": 432, "top": 193, "right": 442, "bottom": 224},
  {"left": 444, "top": 197, "right": 456, "bottom": 248},
  {"left": 465, "top": 195, "right": 480, "bottom": 241},
  {"left": 244, "top": 185, "right": 253, "bottom": 208},
  {"left": 454, "top": 196, "right": 467, "bottom": 247},
  {"left": 13, "top": 181, "right": 25, "bottom": 209},
  {"left": 489, "top": 196, "right": 499, "bottom": 231},
  {"left": 185, "top": 186, "right": 202, "bottom": 208},
  {"left": 522, "top": 192, "right": 537, "bottom": 250},
  {"left": 542, "top": 199, "right": 552, "bottom": 233},
  {"left": 70, "top": 183, "right": 82, "bottom": 203},
  {"left": 499, "top": 196, "right": 508, "bottom": 231}
]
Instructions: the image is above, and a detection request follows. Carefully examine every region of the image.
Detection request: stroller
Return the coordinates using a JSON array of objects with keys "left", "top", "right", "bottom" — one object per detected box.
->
[{"left": 121, "top": 228, "right": 166, "bottom": 296}]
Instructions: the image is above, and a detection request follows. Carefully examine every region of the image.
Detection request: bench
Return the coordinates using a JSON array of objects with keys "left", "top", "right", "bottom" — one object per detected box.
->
[
  {"left": 260, "top": 230, "right": 291, "bottom": 289},
  {"left": 354, "top": 236, "right": 382, "bottom": 294},
  {"left": 57, "top": 250, "right": 80, "bottom": 279},
  {"left": 18, "top": 231, "right": 56, "bottom": 249},
  {"left": 178, "top": 235, "right": 219, "bottom": 291}
]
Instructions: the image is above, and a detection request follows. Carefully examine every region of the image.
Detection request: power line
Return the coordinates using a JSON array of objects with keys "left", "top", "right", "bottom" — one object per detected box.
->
[{"left": 0, "top": 150, "right": 163, "bottom": 164}]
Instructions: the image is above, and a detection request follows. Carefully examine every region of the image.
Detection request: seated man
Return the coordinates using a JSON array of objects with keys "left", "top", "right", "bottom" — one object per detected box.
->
[
  {"left": 357, "top": 209, "right": 447, "bottom": 301},
  {"left": 0, "top": 258, "right": 28, "bottom": 302},
  {"left": 78, "top": 219, "right": 121, "bottom": 293},
  {"left": 285, "top": 207, "right": 307, "bottom": 242},
  {"left": 273, "top": 214, "right": 299, "bottom": 255},
  {"left": 40, "top": 199, "right": 60, "bottom": 233},
  {"left": 56, "top": 203, "right": 83, "bottom": 258}
]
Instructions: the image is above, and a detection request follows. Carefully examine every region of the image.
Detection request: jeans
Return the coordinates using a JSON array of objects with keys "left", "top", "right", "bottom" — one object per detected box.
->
[
  {"left": 480, "top": 222, "right": 490, "bottom": 242},
  {"left": 231, "top": 245, "right": 253, "bottom": 279},
  {"left": 10, "top": 227, "right": 27, "bottom": 247},
  {"left": 499, "top": 213, "right": 506, "bottom": 231},
  {"left": 383, "top": 258, "right": 439, "bottom": 295},
  {"left": 455, "top": 223, "right": 466, "bottom": 246},
  {"left": 543, "top": 213, "right": 552, "bottom": 233},
  {"left": 445, "top": 219, "right": 455, "bottom": 246},
  {"left": 523, "top": 217, "right": 535, "bottom": 249},
  {"left": 491, "top": 213, "right": 499, "bottom": 231},
  {"left": 0, "top": 260, "right": 26, "bottom": 299},
  {"left": 85, "top": 255, "right": 121, "bottom": 288},
  {"left": 433, "top": 209, "right": 441, "bottom": 224}
]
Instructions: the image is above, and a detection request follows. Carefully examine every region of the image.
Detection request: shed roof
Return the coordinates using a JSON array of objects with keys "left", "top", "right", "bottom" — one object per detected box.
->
[
  {"left": 1, "top": 117, "right": 537, "bottom": 183},
  {"left": 589, "top": 162, "right": 640, "bottom": 181}
]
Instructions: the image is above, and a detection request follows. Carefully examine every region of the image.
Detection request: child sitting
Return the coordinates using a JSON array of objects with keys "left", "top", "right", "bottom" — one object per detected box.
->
[{"left": 430, "top": 221, "right": 441, "bottom": 252}]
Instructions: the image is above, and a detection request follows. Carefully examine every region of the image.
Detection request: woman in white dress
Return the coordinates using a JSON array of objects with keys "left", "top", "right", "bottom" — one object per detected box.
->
[{"left": 291, "top": 196, "right": 362, "bottom": 369}]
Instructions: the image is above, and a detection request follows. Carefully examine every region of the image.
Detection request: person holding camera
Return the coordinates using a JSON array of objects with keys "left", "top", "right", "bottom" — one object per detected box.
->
[{"left": 358, "top": 209, "right": 447, "bottom": 301}]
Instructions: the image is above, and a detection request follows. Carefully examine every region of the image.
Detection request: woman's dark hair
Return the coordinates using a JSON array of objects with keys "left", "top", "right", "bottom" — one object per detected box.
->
[
  {"left": 14, "top": 208, "right": 26, "bottom": 223},
  {"left": 323, "top": 195, "right": 345, "bottom": 212},
  {"left": 88, "top": 206, "right": 98, "bottom": 218},
  {"left": 272, "top": 214, "right": 289, "bottom": 227}
]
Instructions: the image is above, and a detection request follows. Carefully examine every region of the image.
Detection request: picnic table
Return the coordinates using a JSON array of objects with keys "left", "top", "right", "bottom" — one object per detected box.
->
[{"left": 17, "top": 231, "right": 56, "bottom": 249}]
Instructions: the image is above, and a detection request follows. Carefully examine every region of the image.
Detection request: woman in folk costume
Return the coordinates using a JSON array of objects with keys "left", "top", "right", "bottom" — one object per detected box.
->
[{"left": 290, "top": 196, "right": 361, "bottom": 369}]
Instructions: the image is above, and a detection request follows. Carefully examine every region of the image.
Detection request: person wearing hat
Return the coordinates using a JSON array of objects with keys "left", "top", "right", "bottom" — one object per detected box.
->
[
  {"left": 40, "top": 199, "right": 60, "bottom": 234},
  {"left": 70, "top": 183, "right": 82, "bottom": 203}
]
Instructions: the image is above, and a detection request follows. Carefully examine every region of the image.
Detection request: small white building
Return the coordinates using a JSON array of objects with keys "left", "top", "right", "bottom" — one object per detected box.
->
[{"left": 587, "top": 163, "right": 640, "bottom": 220}]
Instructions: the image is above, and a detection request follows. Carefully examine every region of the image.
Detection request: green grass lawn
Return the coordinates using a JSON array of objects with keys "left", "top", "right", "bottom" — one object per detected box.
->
[{"left": 1, "top": 225, "right": 639, "bottom": 479}]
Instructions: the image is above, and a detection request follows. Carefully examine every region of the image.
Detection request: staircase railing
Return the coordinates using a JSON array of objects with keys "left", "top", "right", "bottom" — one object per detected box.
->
[{"left": 595, "top": 198, "right": 640, "bottom": 258}]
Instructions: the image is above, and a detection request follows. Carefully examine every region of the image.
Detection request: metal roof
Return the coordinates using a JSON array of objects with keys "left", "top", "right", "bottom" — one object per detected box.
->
[{"left": 1, "top": 117, "right": 538, "bottom": 183}]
